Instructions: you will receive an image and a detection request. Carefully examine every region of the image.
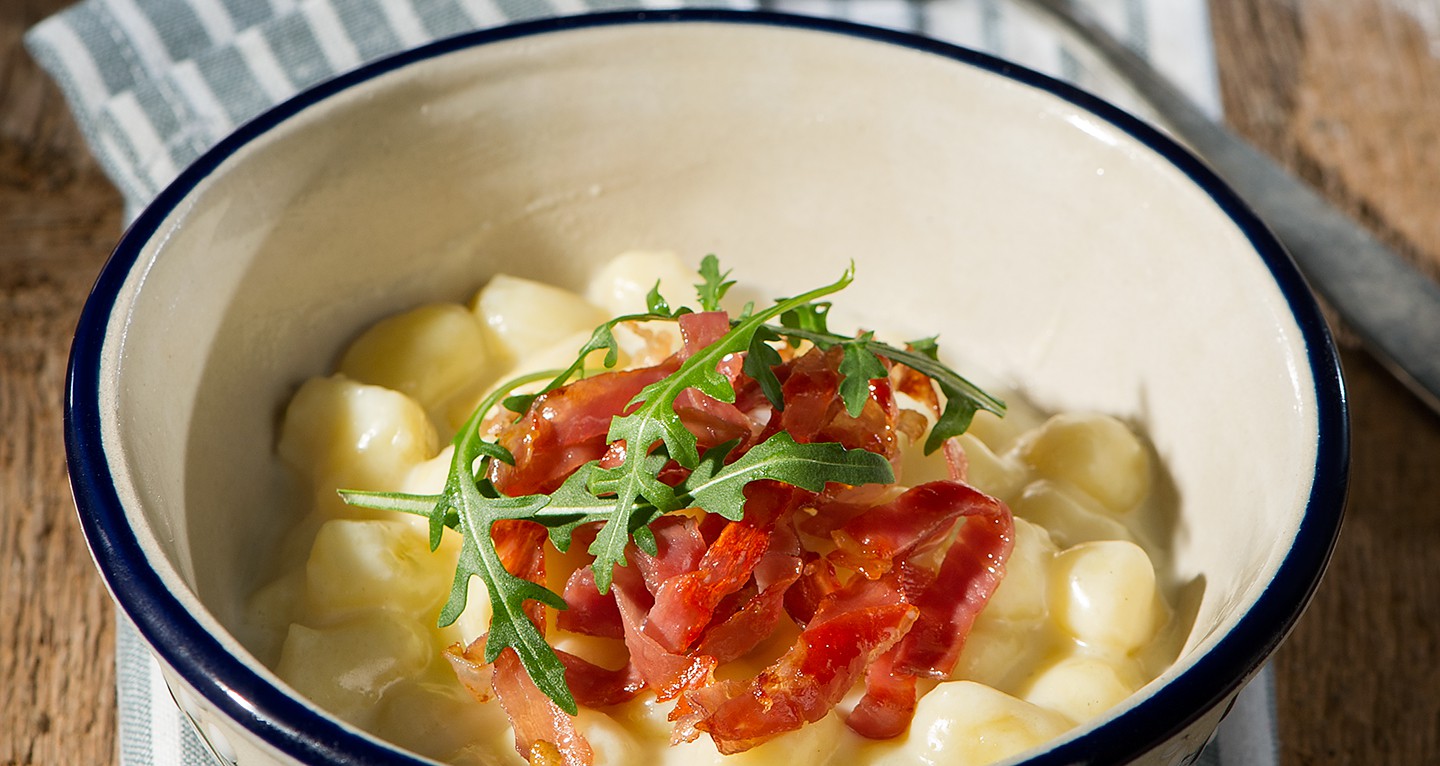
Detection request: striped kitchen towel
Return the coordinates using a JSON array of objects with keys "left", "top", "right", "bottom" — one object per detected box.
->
[
  {"left": 28, "top": 1, "right": 1267, "bottom": 765},
  {"left": 26, "top": 0, "right": 1221, "bottom": 220}
]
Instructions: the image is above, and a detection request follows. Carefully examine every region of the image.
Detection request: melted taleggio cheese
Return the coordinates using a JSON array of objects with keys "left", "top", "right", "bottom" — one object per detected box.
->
[{"left": 247, "top": 251, "right": 1183, "bottom": 766}]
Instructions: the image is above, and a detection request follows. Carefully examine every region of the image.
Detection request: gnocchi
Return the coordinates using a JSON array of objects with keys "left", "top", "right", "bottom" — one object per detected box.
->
[{"left": 249, "top": 251, "right": 1182, "bottom": 765}]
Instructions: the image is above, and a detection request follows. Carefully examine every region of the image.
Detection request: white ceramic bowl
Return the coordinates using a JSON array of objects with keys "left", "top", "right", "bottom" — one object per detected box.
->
[{"left": 66, "top": 11, "right": 1347, "bottom": 766}]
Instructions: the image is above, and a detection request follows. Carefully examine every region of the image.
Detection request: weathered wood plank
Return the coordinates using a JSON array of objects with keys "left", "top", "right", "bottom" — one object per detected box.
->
[
  {"left": 4, "top": 1, "right": 1439, "bottom": 764},
  {"left": 1211, "top": 1, "right": 1440, "bottom": 764}
]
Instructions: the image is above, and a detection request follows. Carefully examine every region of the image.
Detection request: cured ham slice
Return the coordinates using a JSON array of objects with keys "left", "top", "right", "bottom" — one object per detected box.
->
[
  {"left": 673, "top": 388, "right": 762, "bottom": 455},
  {"left": 646, "top": 518, "right": 773, "bottom": 653},
  {"left": 893, "top": 489, "right": 1014, "bottom": 678},
  {"left": 448, "top": 641, "right": 595, "bottom": 766},
  {"left": 677, "top": 587, "right": 919, "bottom": 753},
  {"left": 773, "top": 347, "right": 898, "bottom": 459},
  {"left": 695, "top": 520, "right": 803, "bottom": 663},
  {"left": 890, "top": 360, "right": 941, "bottom": 419},
  {"left": 491, "top": 365, "right": 672, "bottom": 496},
  {"left": 612, "top": 566, "right": 717, "bottom": 700},
  {"left": 645, "top": 483, "right": 807, "bottom": 653},
  {"left": 558, "top": 566, "right": 623, "bottom": 639},
  {"left": 677, "top": 311, "right": 733, "bottom": 360},
  {"left": 829, "top": 481, "right": 996, "bottom": 577},
  {"left": 630, "top": 515, "right": 707, "bottom": 592},
  {"left": 844, "top": 480, "right": 1015, "bottom": 739},
  {"left": 556, "top": 650, "right": 645, "bottom": 708},
  {"left": 845, "top": 649, "right": 918, "bottom": 740},
  {"left": 453, "top": 316, "right": 1016, "bottom": 763}
]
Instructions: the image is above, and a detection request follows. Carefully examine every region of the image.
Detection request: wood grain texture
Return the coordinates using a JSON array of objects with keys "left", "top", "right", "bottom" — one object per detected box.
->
[
  {"left": 1, "top": 1, "right": 1438, "bottom": 764},
  {"left": 1211, "top": 1, "right": 1440, "bottom": 764},
  {"left": 1, "top": 2, "right": 122, "bottom": 764}
]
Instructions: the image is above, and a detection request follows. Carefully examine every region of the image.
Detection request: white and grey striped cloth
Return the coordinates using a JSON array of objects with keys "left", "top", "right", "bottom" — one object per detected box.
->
[
  {"left": 26, "top": 0, "right": 1223, "bottom": 219},
  {"left": 28, "top": 1, "right": 1268, "bottom": 764}
]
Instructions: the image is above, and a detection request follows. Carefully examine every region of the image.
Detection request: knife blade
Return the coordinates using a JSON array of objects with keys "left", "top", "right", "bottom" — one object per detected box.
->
[{"left": 1026, "top": 0, "right": 1440, "bottom": 414}]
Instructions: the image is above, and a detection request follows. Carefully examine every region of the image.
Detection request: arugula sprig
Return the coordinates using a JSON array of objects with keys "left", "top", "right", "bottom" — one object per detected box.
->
[
  {"left": 338, "top": 254, "right": 998, "bottom": 715},
  {"left": 501, "top": 316, "right": 674, "bottom": 417},
  {"left": 753, "top": 301, "right": 1006, "bottom": 454},
  {"left": 695, "top": 256, "right": 736, "bottom": 311},
  {"left": 339, "top": 369, "right": 583, "bottom": 712},
  {"left": 341, "top": 429, "right": 892, "bottom": 715},
  {"left": 585, "top": 265, "right": 859, "bottom": 592}
]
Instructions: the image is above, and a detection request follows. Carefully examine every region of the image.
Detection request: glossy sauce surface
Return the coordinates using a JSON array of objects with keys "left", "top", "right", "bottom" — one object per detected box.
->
[{"left": 247, "top": 253, "right": 1183, "bottom": 765}]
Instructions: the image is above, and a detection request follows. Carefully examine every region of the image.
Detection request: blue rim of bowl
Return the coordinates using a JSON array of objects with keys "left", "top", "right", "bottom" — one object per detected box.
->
[{"left": 66, "top": 8, "right": 1349, "bottom": 765}]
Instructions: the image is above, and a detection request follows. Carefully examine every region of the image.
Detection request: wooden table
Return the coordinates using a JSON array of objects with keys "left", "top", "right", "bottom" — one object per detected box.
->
[{"left": 3, "top": 1, "right": 1438, "bottom": 763}]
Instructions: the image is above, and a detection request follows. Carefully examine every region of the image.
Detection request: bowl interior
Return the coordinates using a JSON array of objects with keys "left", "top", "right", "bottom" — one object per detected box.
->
[{"left": 84, "top": 15, "right": 1336, "bottom": 764}]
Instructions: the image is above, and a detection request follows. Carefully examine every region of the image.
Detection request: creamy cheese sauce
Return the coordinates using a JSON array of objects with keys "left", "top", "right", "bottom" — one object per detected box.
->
[{"left": 246, "top": 251, "right": 1183, "bottom": 766}]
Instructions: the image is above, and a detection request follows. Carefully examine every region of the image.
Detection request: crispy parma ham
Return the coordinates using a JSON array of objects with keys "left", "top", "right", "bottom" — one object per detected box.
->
[
  {"left": 451, "top": 329, "right": 1015, "bottom": 763},
  {"left": 676, "top": 597, "right": 919, "bottom": 752},
  {"left": 448, "top": 642, "right": 595, "bottom": 766},
  {"left": 490, "top": 364, "right": 673, "bottom": 496}
]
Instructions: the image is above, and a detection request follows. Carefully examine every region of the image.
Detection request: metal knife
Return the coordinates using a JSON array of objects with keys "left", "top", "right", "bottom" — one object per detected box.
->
[{"left": 1025, "top": 0, "right": 1440, "bottom": 413}]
